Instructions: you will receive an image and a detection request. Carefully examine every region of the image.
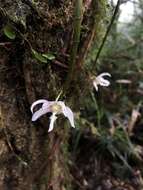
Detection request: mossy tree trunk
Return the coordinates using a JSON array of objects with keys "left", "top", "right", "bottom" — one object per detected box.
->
[{"left": 0, "top": 0, "right": 106, "bottom": 189}]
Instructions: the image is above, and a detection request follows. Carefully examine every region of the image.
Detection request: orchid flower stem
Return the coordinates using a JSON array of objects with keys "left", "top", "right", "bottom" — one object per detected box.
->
[
  {"left": 55, "top": 90, "right": 63, "bottom": 101},
  {"left": 64, "top": 0, "right": 83, "bottom": 90},
  {"left": 93, "top": 0, "right": 120, "bottom": 69}
]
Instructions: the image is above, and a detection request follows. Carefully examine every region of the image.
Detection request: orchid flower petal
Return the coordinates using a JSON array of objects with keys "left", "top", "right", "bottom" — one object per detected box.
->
[
  {"left": 48, "top": 113, "right": 57, "bottom": 132},
  {"left": 32, "top": 107, "right": 51, "bottom": 121},
  {"left": 98, "top": 72, "right": 111, "bottom": 78},
  {"left": 31, "top": 99, "right": 48, "bottom": 113},
  {"left": 93, "top": 81, "right": 99, "bottom": 91},
  {"left": 42, "top": 101, "right": 54, "bottom": 111},
  {"left": 93, "top": 72, "right": 111, "bottom": 91},
  {"left": 98, "top": 78, "right": 110, "bottom": 86},
  {"left": 62, "top": 106, "right": 75, "bottom": 128},
  {"left": 53, "top": 101, "right": 75, "bottom": 128}
]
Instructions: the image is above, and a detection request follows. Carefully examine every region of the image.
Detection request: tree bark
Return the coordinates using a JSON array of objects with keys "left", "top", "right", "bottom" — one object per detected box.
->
[{"left": 0, "top": 0, "right": 106, "bottom": 189}]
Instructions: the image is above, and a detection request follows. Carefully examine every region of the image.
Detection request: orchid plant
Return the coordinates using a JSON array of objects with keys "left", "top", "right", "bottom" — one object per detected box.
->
[
  {"left": 31, "top": 98, "right": 75, "bottom": 132},
  {"left": 30, "top": 73, "right": 111, "bottom": 132},
  {"left": 92, "top": 72, "right": 111, "bottom": 91}
]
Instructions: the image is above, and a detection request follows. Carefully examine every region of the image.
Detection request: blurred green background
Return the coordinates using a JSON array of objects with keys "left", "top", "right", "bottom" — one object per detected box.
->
[{"left": 71, "top": 1, "right": 143, "bottom": 189}]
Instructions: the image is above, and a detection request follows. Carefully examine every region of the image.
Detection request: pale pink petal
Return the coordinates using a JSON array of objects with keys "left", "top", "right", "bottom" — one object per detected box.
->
[
  {"left": 62, "top": 106, "right": 75, "bottom": 128},
  {"left": 42, "top": 101, "right": 54, "bottom": 111},
  {"left": 98, "top": 78, "right": 110, "bottom": 86},
  {"left": 99, "top": 73, "right": 111, "bottom": 78},
  {"left": 32, "top": 107, "right": 51, "bottom": 121},
  {"left": 48, "top": 113, "right": 57, "bottom": 132},
  {"left": 93, "top": 80, "right": 98, "bottom": 91},
  {"left": 58, "top": 101, "right": 75, "bottom": 127},
  {"left": 31, "top": 99, "right": 48, "bottom": 113}
]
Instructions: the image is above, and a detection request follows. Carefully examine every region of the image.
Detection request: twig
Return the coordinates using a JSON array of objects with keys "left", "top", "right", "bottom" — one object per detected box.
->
[
  {"left": 53, "top": 60, "right": 68, "bottom": 69},
  {"left": 92, "top": 0, "right": 121, "bottom": 69}
]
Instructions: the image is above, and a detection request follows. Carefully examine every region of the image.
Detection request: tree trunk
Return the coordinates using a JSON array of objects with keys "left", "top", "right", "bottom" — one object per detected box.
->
[{"left": 0, "top": 0, "right": 106, "bottom": 189}]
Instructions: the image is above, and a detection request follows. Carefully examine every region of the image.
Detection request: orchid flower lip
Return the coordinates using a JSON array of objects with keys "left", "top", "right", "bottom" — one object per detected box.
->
[{"left": 30, "top": 98, "right": 75, "bottom": 132}]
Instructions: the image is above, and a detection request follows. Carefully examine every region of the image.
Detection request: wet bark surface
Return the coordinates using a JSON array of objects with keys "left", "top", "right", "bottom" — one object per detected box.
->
[
  {"left": 0, "top": 1, "right": 74, "bottom": 189},
  {"left": 0, "top": 0, "right": 104, "bottom": 189}
]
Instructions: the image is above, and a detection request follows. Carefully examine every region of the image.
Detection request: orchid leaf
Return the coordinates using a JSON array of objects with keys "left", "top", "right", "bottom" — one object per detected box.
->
[
  {"left": 4, "top": 25, "right": 16, "bottom": 40},
  {"left": 42, "top": 53, "right": 55, "bottom": 60},
  {"left": 31, "top": 49, "right": 47, "bottom": 63}
]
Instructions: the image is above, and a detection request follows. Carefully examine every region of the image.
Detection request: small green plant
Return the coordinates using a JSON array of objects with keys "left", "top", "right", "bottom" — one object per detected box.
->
[
  {"left": 96, "top": 125, "right": 141, "bottom": 175},
  {"left": 31, "top": 49, "right": 55, "bottom": 63},
  {"left": 3, "top": 24, "right": 16, "bottom": 40}
]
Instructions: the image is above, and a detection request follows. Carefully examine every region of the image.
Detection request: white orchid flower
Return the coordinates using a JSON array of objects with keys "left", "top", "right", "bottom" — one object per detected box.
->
[
  {"left": 31, "top": 99, "right": 75, "bottom": 132},
  {"left": 93, "top": 72, "right": 111, "bottom": 91}
]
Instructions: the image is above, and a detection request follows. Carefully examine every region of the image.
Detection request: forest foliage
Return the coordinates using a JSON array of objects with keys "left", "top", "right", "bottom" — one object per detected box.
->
[
  {"left": 71, "top": 0, "right": 143, "bottom": 189},
  {"left": 0, "top": 0, "right": 143, "bottom": 189}
]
